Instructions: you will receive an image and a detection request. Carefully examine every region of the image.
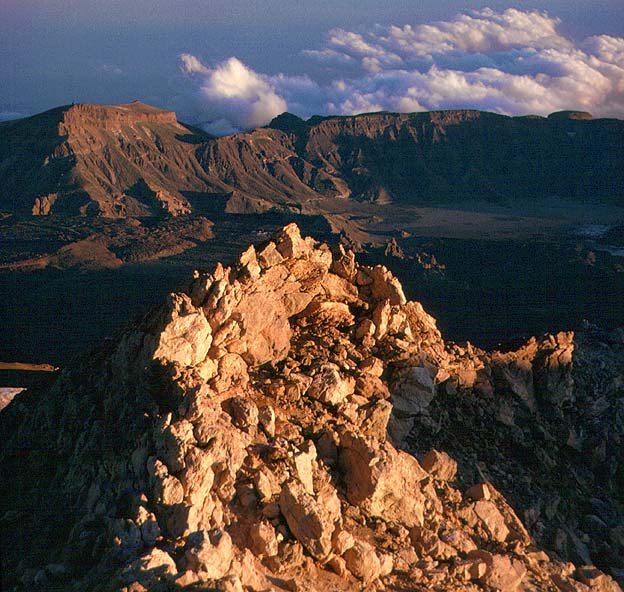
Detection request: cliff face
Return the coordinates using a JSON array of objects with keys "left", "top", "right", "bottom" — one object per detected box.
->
[
  {"left": 269, "top": 109, "right": 624, "bottom": 206},
  {"left": 0, "top": 102, "right": 212, "bottom": 217},
  {"left": 1, "top": 103, "right": 623, "bottom": 218},
  {"left": 1, "top": 224, "right": 622, "bottom": 592}
]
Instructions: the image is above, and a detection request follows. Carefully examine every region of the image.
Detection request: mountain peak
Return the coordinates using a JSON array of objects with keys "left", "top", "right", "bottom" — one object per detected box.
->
[
  {"left": 59, "top": 101, "right": 180, "bottom": 131},
  {"left": 1, "top": 223, "right": 622, "bottom": 591}
]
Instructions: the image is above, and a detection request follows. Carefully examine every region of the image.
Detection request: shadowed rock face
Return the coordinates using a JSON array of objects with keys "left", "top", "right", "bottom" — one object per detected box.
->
[
  {"left": 1, "top": 103, "right": 623, "bottom": 218},
  {"left": 1, "top": 224, "right": 622, "bottom": 592}
]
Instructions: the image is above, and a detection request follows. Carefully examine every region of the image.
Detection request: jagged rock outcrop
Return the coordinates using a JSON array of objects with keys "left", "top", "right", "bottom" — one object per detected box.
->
[{"left": 0, "top": 224, "right": 622, "bottom": 591}]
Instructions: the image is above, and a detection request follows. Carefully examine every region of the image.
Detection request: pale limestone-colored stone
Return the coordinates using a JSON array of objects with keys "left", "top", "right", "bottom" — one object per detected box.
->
[
  {"left": 331, "top": 528, "right": 355, "bottom": 555},
  {"left": 480, "top": 554, "right": 527, "bottom": 590},
  {"left": 152, "top": 293, "right": 212, "bottom": 367},
  {"left": 370, "top": 265, "right": 407, "bottom": 305},
  {"left": 474, "top": 500, "right": 510, "bottom": 543},
  {"left": 420, "top": 449, "right": 458, "bottom": 482},
  {"left": 249, "top": 521, "right": 279, "bottom": 557},
  {"left": 466, "top": 482, "right": 491, "bottom": 501},
  {"left": 343, "top": 538, "right": 381, "bottom": 583},
  {"left": 360, "top": 356, "right": 384, "bottom": 377},
  {"left": 185, "top": 529, "right": 233, "bottom": 579},
  {"left": 307, "top": 364, "right": 355, "bottom": 406},
  {"left": 256, "top": 241, "right": 284, "bottom": 269},
  {"left": 339, "top": 432, "right": 427, "bottom": 527},
  {"left": 279, "top": 479, "right": 340, "bottom": 559},
  {"left": 292, "top": 440, "right": 317, "bottom": 495}
]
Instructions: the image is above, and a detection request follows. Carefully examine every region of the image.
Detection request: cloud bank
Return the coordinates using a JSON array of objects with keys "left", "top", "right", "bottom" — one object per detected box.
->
[{"left": 179, "top": 8, "right": 624, "bottom": 134}]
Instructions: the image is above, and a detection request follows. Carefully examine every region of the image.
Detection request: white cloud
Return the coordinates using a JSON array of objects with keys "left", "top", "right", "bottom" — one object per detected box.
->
[
  {"left": 180, "top": 55, "right": 286, "bottom": 133},
  {"left": 177, "top": 9, "right": 624, "bottom": 134},
  {"left": 180, "top": 53, "right": 210, "bottom": 75}
]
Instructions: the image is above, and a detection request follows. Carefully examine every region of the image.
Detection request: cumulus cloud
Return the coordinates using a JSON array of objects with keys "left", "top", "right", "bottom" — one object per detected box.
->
[
  {"left": 180, "top": 55, "right": 287, "bottom": 134},
  {"left": 179, "top": 9, "right": 624, "bottom": 134}
]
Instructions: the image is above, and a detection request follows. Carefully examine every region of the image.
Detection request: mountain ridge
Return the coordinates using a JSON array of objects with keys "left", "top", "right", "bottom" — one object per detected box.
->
[
  {"left": 1, "top": 102, "right": 622, "bottom": 219},
  {"left": 0, "top": 224, "right": 622, "bottom": 591}
]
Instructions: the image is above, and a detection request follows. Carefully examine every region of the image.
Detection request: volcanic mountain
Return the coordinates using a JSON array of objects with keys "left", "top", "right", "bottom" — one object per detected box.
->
[
  {"left": 1, "top": 225, "right": 622, "bottom": 591},
  {"left": 1, "top": 102, "right": 623, "bottom": 218}
]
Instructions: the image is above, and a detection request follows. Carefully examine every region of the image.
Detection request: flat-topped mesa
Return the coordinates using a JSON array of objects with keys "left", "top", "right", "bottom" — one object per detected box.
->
[{"left": 58, "top": 101, "right": 180, "bottom": 134}]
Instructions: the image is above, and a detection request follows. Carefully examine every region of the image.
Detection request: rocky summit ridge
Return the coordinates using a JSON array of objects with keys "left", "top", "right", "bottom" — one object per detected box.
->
[{"left": 1, "top": 224, "right": 623, "bottom": 591}]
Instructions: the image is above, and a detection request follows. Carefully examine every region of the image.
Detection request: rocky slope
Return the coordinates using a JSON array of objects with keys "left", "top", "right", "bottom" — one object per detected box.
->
[
  {"left": 0, "top": 102, "right": 213, "bottom": 217},
  {"left": 1, "top": 103, "right": 623, "bottom": 218},
  {"left": 1, "top": 224, "right": 622, "bottom": 591}
]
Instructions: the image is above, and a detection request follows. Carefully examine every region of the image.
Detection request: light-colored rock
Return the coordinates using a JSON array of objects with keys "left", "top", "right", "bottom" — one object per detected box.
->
[
  {"left": 249, "top": 521, "right": 279, "bottom": 557},
  {"left": 343, "top": 538, "right": 381, "bottom": 583},
  {"left": 388, "top": 366, "right": 436, "bottom": 443},
  {"left": 420, "top": 449, "right": 458, "bottom": 482},
  {"left": 292, "top": 440, "right": 317, "bottom": 495},
  {"left": 370, "top": 265, "right": 407, "bottom": 305},
  {"left": 279, "top": 479, "right": 340, "bottom": 559},
  {"left": 307, "top": 364, "right": 355, "bottom": 406},
  {"left": 466, "top": 482, "right": 491, "bottom": 501},
  {"left": 256, "top": 241, "right": 283, "bottom": 269},
  {"left": 185, "top": 529, "right": 233, "bottom": 579},
  {"left": 474, "top": 500, "right": 510, "bottom": 543},
  {"left": 152, "top": 293, "right": 212, "bottom": 367},
  {"left": 339, "top": 432, "right": 428, "bottom": 527},
  {"left": 480, "top": 554, "right": 527, "bottom": 590}
]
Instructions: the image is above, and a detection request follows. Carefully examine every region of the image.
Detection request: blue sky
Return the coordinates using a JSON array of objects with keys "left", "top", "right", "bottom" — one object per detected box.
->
[{"left": 2, "top": 1, "right": 624, "bottom": 128}]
